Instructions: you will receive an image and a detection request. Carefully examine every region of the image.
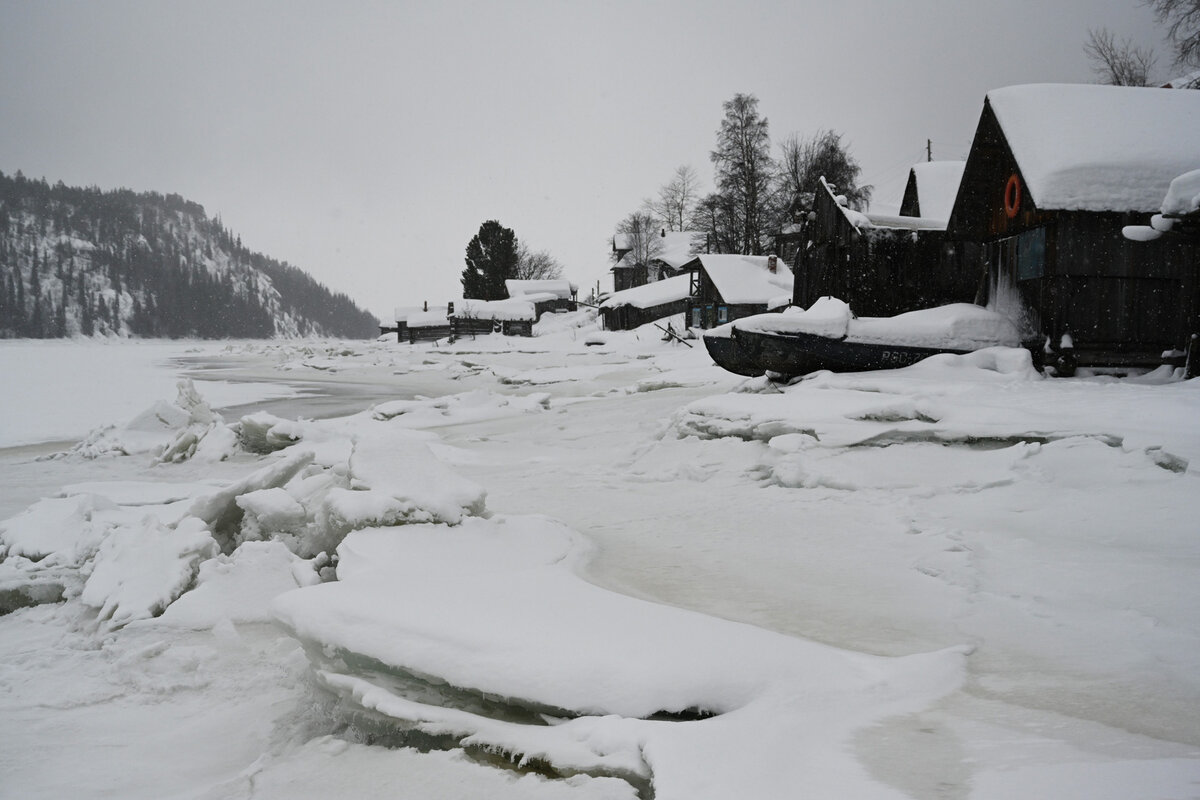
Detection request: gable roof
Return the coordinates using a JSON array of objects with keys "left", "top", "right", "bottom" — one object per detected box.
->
[
  {"left": 505, "top": 279, "right": 576, "bottom": 300},
  {"left": 904, "top": 161, "right": 965, "bottom": 222},
  {"left": 694, "top": 254, "right": 794, "bottom": 305},
  {"left": 986, "top": 83, "right": 1200, "bottom": 213},
  {"left": 599, "top": 274, "right": 691, "bottom": 310}
]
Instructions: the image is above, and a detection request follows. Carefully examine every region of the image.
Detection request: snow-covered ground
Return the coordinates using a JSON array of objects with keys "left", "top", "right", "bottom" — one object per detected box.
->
[{"left": 2, "top": 313, "right": 1198, "bottom": 799}]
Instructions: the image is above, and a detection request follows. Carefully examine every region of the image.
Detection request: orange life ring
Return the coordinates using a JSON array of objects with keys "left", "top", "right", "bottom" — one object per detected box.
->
[{"left": 1004, "top": 174, "right": 1021, "bottom": 219}]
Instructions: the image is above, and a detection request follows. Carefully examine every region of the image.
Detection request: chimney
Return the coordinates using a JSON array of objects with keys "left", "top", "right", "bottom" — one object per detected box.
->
[
  {"left": 423, "top": 300, "right": 428, "bottom": 312},
  {"left": 767, "top": 254, "right": 778, "bottom": 273},
  {"left": 447, "top": 301, "right": 454, "bottom": 316},
  {"left": 661, "top": 228, "right": 666, "bottom": 238}
]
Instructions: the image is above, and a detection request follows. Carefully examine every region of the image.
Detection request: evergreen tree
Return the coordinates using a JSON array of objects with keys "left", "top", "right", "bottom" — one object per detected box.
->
[{"left": 462, "top": 220, "right": 518, "bottom": 300}]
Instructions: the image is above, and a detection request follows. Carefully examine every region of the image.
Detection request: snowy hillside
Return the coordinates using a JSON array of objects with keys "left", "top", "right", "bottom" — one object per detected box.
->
[{"left": 0, "top": 171, "right": 379, "bottom": 339}]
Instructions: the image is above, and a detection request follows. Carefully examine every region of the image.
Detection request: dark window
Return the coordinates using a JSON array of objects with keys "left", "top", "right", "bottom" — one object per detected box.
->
[{"left": 1017, "top": 227, "right": 1046, "bottom": 281}]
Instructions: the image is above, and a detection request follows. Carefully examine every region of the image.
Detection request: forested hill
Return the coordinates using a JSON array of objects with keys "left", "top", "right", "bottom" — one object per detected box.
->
[{"left": 0, "top": 171, "right": 379, "bottom": 339}]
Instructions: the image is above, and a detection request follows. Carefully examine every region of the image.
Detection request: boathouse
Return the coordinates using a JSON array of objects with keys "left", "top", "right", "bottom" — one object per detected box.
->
[
  {"left": 791, "top": 177, "right": 978, "bottom": 317},
  {"left": 945, "top": 83, "right": 1200, "bottom": 368}
]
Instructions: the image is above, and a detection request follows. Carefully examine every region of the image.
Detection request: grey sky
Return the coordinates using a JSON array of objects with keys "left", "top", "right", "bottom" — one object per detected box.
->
[{"left": 0, "top": 0, "right": 1171, "bottom": 321}]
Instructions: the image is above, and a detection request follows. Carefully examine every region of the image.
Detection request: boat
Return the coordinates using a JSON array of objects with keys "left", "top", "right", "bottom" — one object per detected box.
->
[
  {"left": 701, "top": 322, "right": 765, "bottom": 377},
  {"left": 711, "top": 298, "right": 1022, "bottom": 379}
]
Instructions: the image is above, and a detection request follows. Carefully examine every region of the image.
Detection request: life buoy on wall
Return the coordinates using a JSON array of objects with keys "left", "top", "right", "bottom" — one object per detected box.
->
[{"left": 1004, "top": 174, "right": 1021, "bottom": 219}]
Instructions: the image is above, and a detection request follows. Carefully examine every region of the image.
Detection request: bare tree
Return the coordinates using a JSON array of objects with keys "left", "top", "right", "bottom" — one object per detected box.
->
[
  {"left": 644, "top": 165, "right": 701, "bottom": 231},
  {"left": 1148, "top": 0, "right": 1200, "bottom": 66},
  {"left": 612, "top": 211, "right": 663, "bottom": 278},
  {"left": 1084, "top": 27, "right": 1156, "bottom": 85},
  {"left": 513, "top": 241, "right": 564, "bottom": 281},
  {"left": 710, "top": 93, "right": 776, "bottom": 255},
  {"left": 777, "top": 130, "right": 872, "bottom": 215}
]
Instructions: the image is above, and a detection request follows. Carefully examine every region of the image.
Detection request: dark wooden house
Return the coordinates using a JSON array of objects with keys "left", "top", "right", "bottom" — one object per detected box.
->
[
  {"left": 611, "top": 230, "right": 702, "bottom": 292},
  {"left": 685, "top": 254, "right": 793, "bottom": 329},
  {"left": 599, "top": 274, "right": 691, "bottom": 330},
  {"left": 791, "top": 178, "right": 980, "bottom": 317},
  {"left": 946, "top": 84, "right": 1200, "bottom": 368}
]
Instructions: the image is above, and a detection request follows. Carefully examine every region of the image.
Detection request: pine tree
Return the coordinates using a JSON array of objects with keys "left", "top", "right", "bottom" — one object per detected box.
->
[{"left": 462, "top": 220, "right": 518, "bottom": 300}]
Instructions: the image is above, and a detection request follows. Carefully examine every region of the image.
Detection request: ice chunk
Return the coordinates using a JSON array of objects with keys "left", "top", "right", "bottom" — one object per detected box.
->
[{"left": 80, "top": 516, "right": 218, "bottom": 629}]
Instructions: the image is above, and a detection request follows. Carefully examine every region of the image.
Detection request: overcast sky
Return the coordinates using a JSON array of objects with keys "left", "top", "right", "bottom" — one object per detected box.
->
[{"left": 0, "top": 0, "right": 1172, "bottom": 321}]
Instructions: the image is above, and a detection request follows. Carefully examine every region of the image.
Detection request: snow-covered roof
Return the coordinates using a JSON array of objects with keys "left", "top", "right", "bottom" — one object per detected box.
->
[
  {"left": 612, "top": 230, "right": 702, "bottom": 271},
  {"left": 455, "top": 297, "right": 536, "bottom": 322},
  {"left": 406, "top": 309, "right": 450, "bottom": 328},
  {"left": 599, "top": 274, "right": 691, "bottom": 310},
  {"left": 505, "top": 279, "right": 577, "bottom": 300},
  {"left": 695, "top": 254, "right": 794, "bottom": 305},
  {"left": 908, "top": 161, "right": 964, "bottom": 222},
  {"left": 393, "top": 305, "right": 429, "bottom": 323},
  {"left": 986, "top": 84, "right": 1200, "bottom": 213},
  {"left": 651, "top": 231, "right": 703, "bottom": 270},
  {"left": 824, "top": 178, "right": 945, "bottom": 232}
]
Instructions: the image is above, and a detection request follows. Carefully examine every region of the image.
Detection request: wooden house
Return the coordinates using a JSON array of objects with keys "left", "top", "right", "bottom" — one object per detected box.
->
[
  {"left": 791, "top": 177, "right": 979, "bottom": 317},
  {"left": 611, "top": 229, "right": 703, "bottom": 292},
  {"left": 685, "top": 254, "right": 793, "bottom": 329},
  {"left": 599, "top": 274, "right": 691, "bottom": 330},
  {"left": 504, "top": 279, "right": 578, "bottom": 317},
  {"left": 945, "top": 83, "right": 1200, "bottom": 368}
]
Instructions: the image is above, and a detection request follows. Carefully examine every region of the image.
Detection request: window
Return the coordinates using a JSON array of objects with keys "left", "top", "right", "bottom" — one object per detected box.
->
[
  {"left": 717, "top": 305, "right": 729, "bottom": 324},
  {"left": 1016, "top": 227, "right": 1046, "bottom": 281}
]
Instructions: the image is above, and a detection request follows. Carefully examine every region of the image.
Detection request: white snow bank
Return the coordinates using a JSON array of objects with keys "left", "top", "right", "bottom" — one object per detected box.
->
[{"left": 274, "top": 515, "right": 967, "bottom": 798}]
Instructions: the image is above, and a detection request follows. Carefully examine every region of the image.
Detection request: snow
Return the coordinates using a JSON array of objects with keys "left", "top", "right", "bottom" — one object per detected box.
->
[
  {"left": 986, "top": 83, "right": 1200, "bottom": 212},
  {"left": 1161, "top": 167, "right": 1200, "bottom": 216},
  {"left": 505, "top": 279, "right": 578, "bottom": 299},
  {"left": 2, "top": 328, "right": 1199, "bottom": 799},
  {"left": 734, "top": 299, "right": 1021, "bottom": 351},
  {"left": 908, "top": 160, "right": 965, "bottom": 222},
  {"left": 599, "top": 274, "right": 691, "bottom": 310},
  {"left": 457, "top": 296, "right": 537, "bottom": 322},
  {"left": 692, "top": 254, "right": 793, "bottom": 305}
]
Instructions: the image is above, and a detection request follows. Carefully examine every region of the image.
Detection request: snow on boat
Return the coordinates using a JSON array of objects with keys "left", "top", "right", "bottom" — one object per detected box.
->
[{"left": 719, "top": 298, "right": 1021, "bottom": 378}]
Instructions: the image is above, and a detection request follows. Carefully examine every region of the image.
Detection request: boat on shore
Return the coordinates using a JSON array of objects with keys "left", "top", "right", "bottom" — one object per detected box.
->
[
  {"left": 701, "top": 322, "right": 765, "bottom": 377},
  {"left": 706, "top": 298, "right": 1022, "bottom": 379}
]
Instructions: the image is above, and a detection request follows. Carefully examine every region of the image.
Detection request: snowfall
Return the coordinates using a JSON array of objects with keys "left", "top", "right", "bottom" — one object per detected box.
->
[{"left": 1, "top": 309, "right": 1198, "bottom": 800}]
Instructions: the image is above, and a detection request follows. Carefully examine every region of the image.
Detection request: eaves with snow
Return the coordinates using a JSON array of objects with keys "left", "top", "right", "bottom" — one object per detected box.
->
[{"left": 985, "top": 83, "right": 1200, "bottom": 213}]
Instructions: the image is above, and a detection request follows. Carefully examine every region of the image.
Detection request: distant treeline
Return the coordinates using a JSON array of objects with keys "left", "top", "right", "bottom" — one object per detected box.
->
[{"left": 0, "top": 170, "right": 379, "bottom": 339}]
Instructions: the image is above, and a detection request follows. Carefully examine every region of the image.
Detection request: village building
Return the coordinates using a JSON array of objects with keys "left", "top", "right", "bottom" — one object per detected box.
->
[
  {"left": 686, "top": 254, "right": 793, "bottom": 329},
  {"left": 504, "top": 279, "right": 578, "bottom": 317},
  {"left": 598, "top": 274, "right": 691, "bottom": 331},
  {"left": 945, "top": 83, "right": 1200, "bottom": 369},
  {"left": 790, "top": 176, "right": 977, "bottom": 318},
  {"left": 611, "top": 229, "right": 703, "bottom": 291}
]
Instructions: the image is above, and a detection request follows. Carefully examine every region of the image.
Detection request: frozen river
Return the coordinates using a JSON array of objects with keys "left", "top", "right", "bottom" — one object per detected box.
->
[{"left": 2, "top": 331, "right": 1199, "bottom": 799}]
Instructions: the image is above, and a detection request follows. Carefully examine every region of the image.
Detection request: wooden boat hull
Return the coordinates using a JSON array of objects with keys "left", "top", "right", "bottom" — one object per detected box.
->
[
  {"left": 730, "top": 326, "right": 971, "bottom": 378},
  {"left": 702, "top": 332, "right": 765, "bottom": 377}
]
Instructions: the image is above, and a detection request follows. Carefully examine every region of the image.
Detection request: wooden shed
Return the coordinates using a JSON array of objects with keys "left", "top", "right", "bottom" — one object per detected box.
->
[
  {"left": 599, "top": 274, "right": 691, "bottom": 330},
  {"left": 792, "top": 178, "right": 980, "bottom": 317},
  {"left": 946, "top": 84, "right": 1200, "bottom": 368}
]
